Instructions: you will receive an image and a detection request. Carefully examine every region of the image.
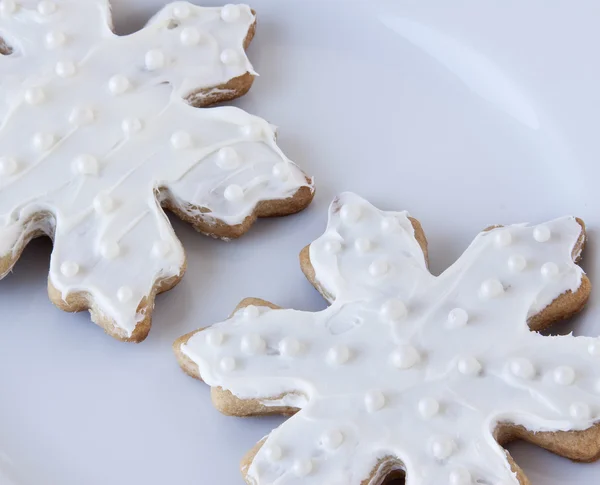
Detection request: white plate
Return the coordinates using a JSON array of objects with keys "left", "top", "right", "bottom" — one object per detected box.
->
[{"left": 1, "top": 0, "right": 600, "bottom": 483}]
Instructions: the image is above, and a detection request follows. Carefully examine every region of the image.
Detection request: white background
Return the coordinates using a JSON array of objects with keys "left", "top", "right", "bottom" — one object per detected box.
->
[{"left": 1, "top": 0, "right": 600, "bottom": 483}]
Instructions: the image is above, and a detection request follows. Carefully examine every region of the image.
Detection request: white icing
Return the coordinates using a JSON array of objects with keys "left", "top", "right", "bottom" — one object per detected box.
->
[
  {"left": 181, "top": 193, "right": 597, "bottom": 485},
  {"left": 0, "top": 1, "right": 313, "bottom": 337}
]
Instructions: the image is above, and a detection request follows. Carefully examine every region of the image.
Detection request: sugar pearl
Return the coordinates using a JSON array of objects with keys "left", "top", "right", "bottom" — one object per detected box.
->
[
  {"left": 219, "top": 356, "right": 236, "bottom": 372},
  {"left": 180, "top": 27, "right": 201, "bottom": 46},
  {"left": 293, "top": 459, "right": 313, "bottom": 477},
  {"left": 380, "top": 299, "right": 407, "bottom": 322},
  {"left": 457, "top": 356, "right": 482, "bottom": 376},
  {"left": 381, "top": 216, "right": 398, "bottom": 233},
  {"left": 224, "top": 184, "right": 244, "bottom": 202},
  {"left": 122, "top": 118, "right": 143, "bottom": 135},
  {"left": 390, "top": 345, "right": 420, "bottom": 369},
  {"left": 93, "top": 192, "right": 115, "bottom": 214},
  {"left": 170, "top": 131, "right": 192, "bottom": 149},
  {"left": 243, "top": 305, "right": 260, "bottom": 319},
  {"left": 553, "top": 366, "right": 576, "bottom": 386},
  {"left": 326, "top": 344, "right": 350, "bottom": 365},
  {"left": 510, "top": 358, "right": 535, "bottom": 380},
  {"left": 172, "top": 3, "right": 191, "bottom": 19},
  {"left": 354, "top": 238, "right": 371, "bottom": 252},
  {"left": 55, "top": 60, "right": 76, "bottom": 77},
  {"left": 72, "top": 154, "right": 98, "bottom": 175},
  {"left": 541, "top": 262, "right": 559, "bottom": 279},
  {"left": 533, "top": 225, "right": 551, "bottom": 242},
  {"left": 431, "top": 436, "right": 455, "bottom": 460},
  {"left": 241, "top": 123, "right": 262, "bottom": 138},
  {"left": 364, "top": 390, "right": 385, "bottom": 412},
  {"left": 279, "top": 337, "right": 301, "bottom": 357},
  {"left": 263, "top": 444, "right": 282, "bottom": 462},
  {"left": 447, "top": 308, "right": 468, "bottom": 327},
  {"left": 37, "top": 0, "right": 56, "bottom": 15},
  {"left": 60, "top": 261, "right": 79, "bottom": 277},
  {"left": 216, "top": 147, "right": 240, "bottom": 170},
  {"left": 69, "top": 106, "right": 94, "bottom": 126},
  {"left": 321, "top": 429, "right": 344, "bottom": 450},
  {"left": 494, "top": 230, "right": 512, "bottom": 247},
  {"left": 570, "top": 402, "right": 591, "bottom": 420},
  {"left": 151, "top": 239, "right": 172, "bottom": 258},
  {"left": 241, "top": 334, "right": 266, "bottom": 355},
  {"left": 220, "top": 48, "right": 239, "bottom": 65},
  {"left": 418, "top": 398, "right": 440, "bottom": 419},
  {"left": 117, "top": 286, "right": 133, "bottom": 303},
  {"left": 0, "top": 0, "right": 17, "bottom": 15},
  {"left": 508, "top": 254, "right": 526, "bottom": 272},
  {"left": 0, "top": 157, "right": 17, "bottom": 176},
  {"left": 24, "top": 87, "right": 45, "bottom": 105},
  {"left": 108, "top": 75, "right": 130, "bottom": 95},
  {"left": 369, "top": 259, "right": 389, "bottom": 277},
  {"left": 479, "top": 279, "right": 503, "bottom": 299},
  {"left": 206, "top": 330, "right": 224, "bottom": 347},
  {"left": 100, "top": 241, "right": 120, "bottom": 260},
  {"left": 145, "top": 49, "right": 165, "bottom": 70},
  {"left": 340, "top": 203, "right": 361, "bottom": 224},
  {"left": 272, "top": 162, "right": 289, "bottom": 180},
  {"left": 449, "top": 467, "right": 472, "bottom": 485},
  {"left": 324, "top": 240, "right": 342, "bottom": 254},
  {"left": 221, "top": 4, "right": 240, "bottom": 22},
  {"left": 589, "top": 341, "right": 600, "bottom": 356},
  {"left": 45, "top": 30, "right": 66, "bottom": 49},
  {"left": 32, "top": 132, "right": 55, "bottom": 151}
]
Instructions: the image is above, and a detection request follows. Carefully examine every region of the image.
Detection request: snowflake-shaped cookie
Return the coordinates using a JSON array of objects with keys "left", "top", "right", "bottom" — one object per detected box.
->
[
  {"left": 176, "top": 193, "right": 600, "bottom": 485},
  {"left": 0, "top": 0, "right": 313, "bottom": 341}
]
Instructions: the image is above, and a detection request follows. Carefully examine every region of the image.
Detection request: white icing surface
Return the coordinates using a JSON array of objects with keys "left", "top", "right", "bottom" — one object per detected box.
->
[
  {"left": 0, "top": 1, "right": 312, "bottom": 336},
  {"left": 182, "top": 193, "right": 599, "bottom": 485}
]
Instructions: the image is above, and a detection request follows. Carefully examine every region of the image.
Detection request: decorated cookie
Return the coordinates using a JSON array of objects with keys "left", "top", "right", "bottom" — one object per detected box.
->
[
  {"left": 175, "top": 192, "right": 600, "bottom": 485},
  {"left": 0, "top": 1, "right": 314, "bottom": 341}
]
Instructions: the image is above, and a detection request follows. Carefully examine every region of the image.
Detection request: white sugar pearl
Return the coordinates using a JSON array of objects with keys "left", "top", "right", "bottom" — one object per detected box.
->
[
  {"left": 533, "top": 225, "right": 551, "bottom": 242},
  {"left": 364, "top": 390, "right": 385, "bottom": 412},
  {"left": 24, "top": 87, "right": 45, "bottom": 105},
  {"left": 263, "top": 444, "right": 282, "bottom": 462},
  {"left": 541, "top": 262, "right": 559, "bottom": 279},
  {"left": 100, "top": 241, "right": 120, "bottom": 260},
  {"left": 108, "top": 75, "right": 130, "bottom": 95},
  {"left": 241, "top": 123, "right": 263, "bottom": 138},
  {"left": 570, "top": 402, "right": 591, "bottom": 420},
  {"left": 457, "top": 356, "right": 482, "bottom": 376},
  {"left": 321, "top": 429, "right": 344, "bottom": 450},
  {"left": 122, "top": 117, "right": 143, "bottom": 135},
  {"left": 510, "top": 358, "right": 535, "bottom": 380},
  {"left": 0, "top": 0, "right": 17, "bottom": 15},
  {"left": 243, "top": 305, "right": 260, "bottom": 319},
  {"left": 390, "top": 345, "right": 420, "bottom": 369},
  {"left": 324, "top": 240, "right": 342, "bottom": 254},
  {"left": 418, "top": 398, "right": 440, "bottom": 419},
  {"left": 292, "top": 459, "right": 313, "bottom": 477},
  {"left": 219, "top": 356, "right": 236, "bottom": 372},
  {"left": 170, "top": 131, "right": 192, "bottom": 149},
  {"left": 340, "top": 203, "right": 361, "bottom": 224},
  {"left": 220, "top": 48, "right": 239, "bottom": 65},
  {"left": 60, "top": 261, "right": 79, "bottom": 277},
  {"left": 381, "top": 216, "right": 398, "bottom": 233},
  {"left": 32, "top": 132, "right": 55, "bottom": 151},
  {"left": 205, "top": 330, "right": 224, "bottom": 347},
  {"left": 494, "top": 230, "right": 512, "bottom": 247},
  {"left": 479, "top": 279, "right": 503, "bottom": 299},
  {"left": 431, "top": 436, "right": 455, "bottom": 460},
  {"left": 553, "top": 366, "right": 576, "bottom": 386},
  {"left": 93, "top": 192, "right": 114, "bottom": 214},
  {"left": 172, "top": 3, "right": 191, "bottom": 19},
  {"left": 508, "top": 254, "right": 526, "bottom": 272},
  {"left": 272, "top": 162, "right": 289, "bottom": 180},
  {"left": 449, "top": 467, "right": 472, "bottom": 485},
  {"left": 151, "top": 240, "right": 170, "bottom": 258},
  {"left": 117, "top": 286, "right": 133, "bottom": 303},
  {"left": 145, "top": 49, "right": 165, "bottom": 70},
  {"left": 45, "top": 30, "right": 66, "bottom": 49},
  {"left": 369, "top": 259, "right": 389, "bottom": 277},
  {"left": 279, "top": 337, "right": 301, "bottom": 357},
  {"left": 221, "top": 4, "right": 240, "bottom": 22},
  {"left": 326, "top": 344, "right": 350, "bottom": 365},
  {"left": 69, "top": 106, "right": 94, "bottom": 125},
  {"left": 589, "top": 341, "right": 600, "bottom": 356},
  {"left": 0, "top": 157, "right": 17, "bottom": 176},
  {"left": 37, "top": 0, "right": 56, "bottom": 15},
  {"left": 354, "top": 238, "right": 371, "bottom": 252},
  {"left": 72, "top": 154, "right": 98, "bottom": 175},
  {"left": 180, "top": 27, "right": 201, "bottom": 46},
  {"left": 55, "top": 60, "right": 76, "bottom": 77},
  {"left": 448, "top": 308, "right": 468, "bottom": 327},
  {"left": 224, "top": 184, "right": 244, "bottom": 202},
  {"left": 216, "top": 147, "right": 240, "bottom": 170},
  {"left": 380, "top": 299, "right": 407, "bottom": 322},
  {"left": 241, "top": 334, "right": 266, "bottom": 355}
]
